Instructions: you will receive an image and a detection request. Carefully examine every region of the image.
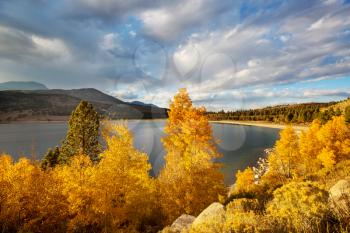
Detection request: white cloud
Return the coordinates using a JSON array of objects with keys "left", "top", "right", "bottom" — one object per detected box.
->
[
  {"left": 0, "top": 25, "right": 72, "bottom": 62},
  {"left": 129, "top": 30, "right": 136, "bottom": 37},
  {"left": 140, "top": 0, "right": 238, "bottom": 41},
  {"left": 31, "top": 35, "right": 71, "bottom": 60},
  {"left": 171, "top": 2, "right": 350, "bottom": 94},
  {"left": 99, "top": 33, "right": 120, "bottom": 51}
]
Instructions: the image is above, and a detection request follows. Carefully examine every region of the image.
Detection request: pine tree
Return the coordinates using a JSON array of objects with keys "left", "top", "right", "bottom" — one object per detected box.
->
[
  {"left": 59, "top": 101, "right": 100, "bottom": 164},
  {"left": 158, "top": 88, "right": 225, "bottom": 224},
  {"left": 41, "top": 147, "right": 60, "bottom": 169},
  {"left": 335, "top": 108, "right": 342, "bottom": 116},
  {"left": 345, "top": 106, "right": 350, "bottom": 123}
]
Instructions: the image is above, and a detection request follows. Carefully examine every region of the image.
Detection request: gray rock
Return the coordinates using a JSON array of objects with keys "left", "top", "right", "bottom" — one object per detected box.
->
[
  {"left": 329, "top": 178, "right": 350, "bottom": 216},
  {"left": 190, "top": 202, "right": 225, "bottom": 233},
  {"left": 167, "top": 214, "right": 196, "bottom": 233}
]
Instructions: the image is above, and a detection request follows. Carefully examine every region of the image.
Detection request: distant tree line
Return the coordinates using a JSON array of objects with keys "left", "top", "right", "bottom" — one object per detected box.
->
[{"left": 207, "top": 102, "right": 343, "bottom": 124}]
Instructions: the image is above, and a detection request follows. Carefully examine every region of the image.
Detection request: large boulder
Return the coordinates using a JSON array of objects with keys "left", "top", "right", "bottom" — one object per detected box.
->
[
  {"left": 189, "top": 202, "right": 225, "bottom": 233},
  {"left": 329, "top": 178, "right": 350, "bottom": 217},
  {"left": 165, "top": 214, "right": 196, "bottom": 233}
]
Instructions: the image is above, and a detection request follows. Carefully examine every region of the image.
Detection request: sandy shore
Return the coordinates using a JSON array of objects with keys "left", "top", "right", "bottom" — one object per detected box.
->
[{"left": 210, "top": 120, "right": 309, "bottom": 132}]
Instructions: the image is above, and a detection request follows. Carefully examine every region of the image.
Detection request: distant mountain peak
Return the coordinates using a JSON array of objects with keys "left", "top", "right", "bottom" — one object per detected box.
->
[{"left": 0, "top": 81, "right": 48, "bottom": 91}]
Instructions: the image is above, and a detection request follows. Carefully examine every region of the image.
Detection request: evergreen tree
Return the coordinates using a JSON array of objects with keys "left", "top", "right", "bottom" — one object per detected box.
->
[
  {"left": 41, "top": 147, "right": 60, "bottom": 169},
  {"left": 345, "top": 106, "right": 350, "bottom": 123},
  {"left": 59, "top": 101, "right": 100, "bottom": 164},
  {"left": 335, "top": 108, "right": 342, "bottom": 116}
]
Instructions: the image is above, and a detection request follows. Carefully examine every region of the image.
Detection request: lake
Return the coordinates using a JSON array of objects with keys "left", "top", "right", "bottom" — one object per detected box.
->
[{"left": 0, "top": 120, "right": 280, "bottom": 184}]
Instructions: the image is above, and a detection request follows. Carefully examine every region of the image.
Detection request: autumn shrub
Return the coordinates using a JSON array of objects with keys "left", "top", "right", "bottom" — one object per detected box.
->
[
  {"left": 228, "top": 167, "right": 278, "bottom": 213},
  {"left": 230, "top": 167, "right": 255, "bottom": 194},
  {"left": 224, "top": 210, "right": 268, "bottom": 233},
  {"left": 267, "top": 181, "right": 329, "bottom": 232}
]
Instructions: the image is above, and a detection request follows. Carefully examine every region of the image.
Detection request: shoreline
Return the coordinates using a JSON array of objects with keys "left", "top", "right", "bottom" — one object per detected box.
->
[{"left": 210, "top": 120, "right": 309, "bottom": 132}]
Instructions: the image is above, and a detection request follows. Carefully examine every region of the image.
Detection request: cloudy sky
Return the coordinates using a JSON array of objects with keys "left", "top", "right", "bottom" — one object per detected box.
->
[{"left": 0, "top": 0, "right": 350, "bottom": 110}]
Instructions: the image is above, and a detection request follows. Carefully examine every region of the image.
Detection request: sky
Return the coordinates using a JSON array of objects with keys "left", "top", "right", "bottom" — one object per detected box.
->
[{"left": 0, "top": 0, "right": 349, "bottom": 110}]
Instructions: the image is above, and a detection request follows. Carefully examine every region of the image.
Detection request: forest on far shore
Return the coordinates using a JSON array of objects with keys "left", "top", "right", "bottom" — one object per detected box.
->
[{"left": 208, "top": 98, "right": 350, "bottom": 124}]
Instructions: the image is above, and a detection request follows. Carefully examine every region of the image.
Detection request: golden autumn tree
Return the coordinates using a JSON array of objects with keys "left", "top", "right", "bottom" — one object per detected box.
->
[
  {"left": 267, "top": 126, "right": 300, "bottom": 180},
  {"left": 232, "top": 167, "right": 255, "bottom": 194},
  {"left": 316, "top": 116, "right": 350, "bottom": 169},
  {"left": 54, "top": 154, "right": 97, "bottom": 232},
  {"left": 298, "top": 119, "right": 323, "bottom": 176},
  {"left": 92, "top": 123, "right": 156, "bottom": 232},
  {"left": 0, "top": 156, "right": 68, "bottom": 233},
  {"left": 158, "top": 88, "right": 225, "bottom": 224}
]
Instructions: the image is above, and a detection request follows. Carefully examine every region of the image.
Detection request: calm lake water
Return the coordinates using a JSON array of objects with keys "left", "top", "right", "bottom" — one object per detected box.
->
[{"left": 0, "top": 120, "right": 280, "bottom": 184}]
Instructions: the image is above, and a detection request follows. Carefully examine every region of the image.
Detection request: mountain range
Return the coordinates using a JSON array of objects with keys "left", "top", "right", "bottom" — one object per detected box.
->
[
  {"left": 0, "top": 82, "right": 167, "bottom": 122},
  {"left": 0, "top": 81, "right": 48, "bottom": 91}
]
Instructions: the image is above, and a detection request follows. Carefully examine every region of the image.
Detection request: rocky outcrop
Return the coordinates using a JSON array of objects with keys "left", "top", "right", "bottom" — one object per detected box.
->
[
  {"left": 329, "top": 178, "right": 350, "bottom": 216},
  {"left": 189, "top": 202, "right": 225, "bottom": 233},
  {"left": 164, "top": 214, "right": 196, "bottom": 233}
]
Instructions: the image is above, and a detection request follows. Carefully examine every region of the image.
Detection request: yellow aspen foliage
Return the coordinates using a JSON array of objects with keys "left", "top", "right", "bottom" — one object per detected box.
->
[
  {"left": 316, "top": 116, "right": 350, "bottom": 165},
  {"left": 54, "top": 154, "right": 97, "bottom": 232},
  {"left": 317, "top": 148, "right": 336, "bottom": 170},
  {"left": 0, "top": 156, "right": 68, "bottom": 233},
  {"left": 92, "top": 123, "right": 156, "bottom": 232},
  {"left": 0, "top": 155, "right": 12, "bottom": 211},
  {"left": 299, "top": 119, "right": 323, "bottom": 176},
  {"left": 268, "top": 126, "right": 299, "bottom": 179},
  {"left": 158, "top": 88, "right": 225, "bottom": 224},
  {"left": 232, "top": 167, "right": 255, "bottom": 193}
]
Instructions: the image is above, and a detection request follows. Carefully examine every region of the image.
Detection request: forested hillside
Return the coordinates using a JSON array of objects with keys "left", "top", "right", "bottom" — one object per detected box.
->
[
  {"left": 208, "top": 101, "right": 339, "bottom": 123},
  {"left": 0, "top": 88, "right": 168, "bottom": 121}
]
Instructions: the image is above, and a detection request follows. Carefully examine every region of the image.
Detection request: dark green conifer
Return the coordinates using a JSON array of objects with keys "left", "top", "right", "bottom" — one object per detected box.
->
[
  {"left": 59, "top": 101, "right": 100, "bottom": 164},
  {"left": 41, "top": 146, "right": 60, "bottom": 169},
  {"left": 345, "top": 106, "right": 350, "bottom": 123}
]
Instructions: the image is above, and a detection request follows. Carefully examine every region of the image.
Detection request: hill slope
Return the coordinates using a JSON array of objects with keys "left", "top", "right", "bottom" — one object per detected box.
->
[
  {"left": 321, "top": 98, "right": 350, "bottom": 113},
  {"left": 0, "top": 89, "right": 167, "bottom": 121},
  {"left": 208, "top": 102, "right": 336, "bottom": 123},
  {"left": 0, "top": 81, "right": 48, "bottom": 90}
]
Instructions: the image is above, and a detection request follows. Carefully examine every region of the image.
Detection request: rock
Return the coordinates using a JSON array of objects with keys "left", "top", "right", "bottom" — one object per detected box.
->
[
  {"left": 190, "top": 202, "right": 225, "bottom": 233},
  {"left": 329, "top": 178, "right": 350, "bottom": 216},
  {"left": 165, "top": 214, "right": 195, "bottom": 233}
]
